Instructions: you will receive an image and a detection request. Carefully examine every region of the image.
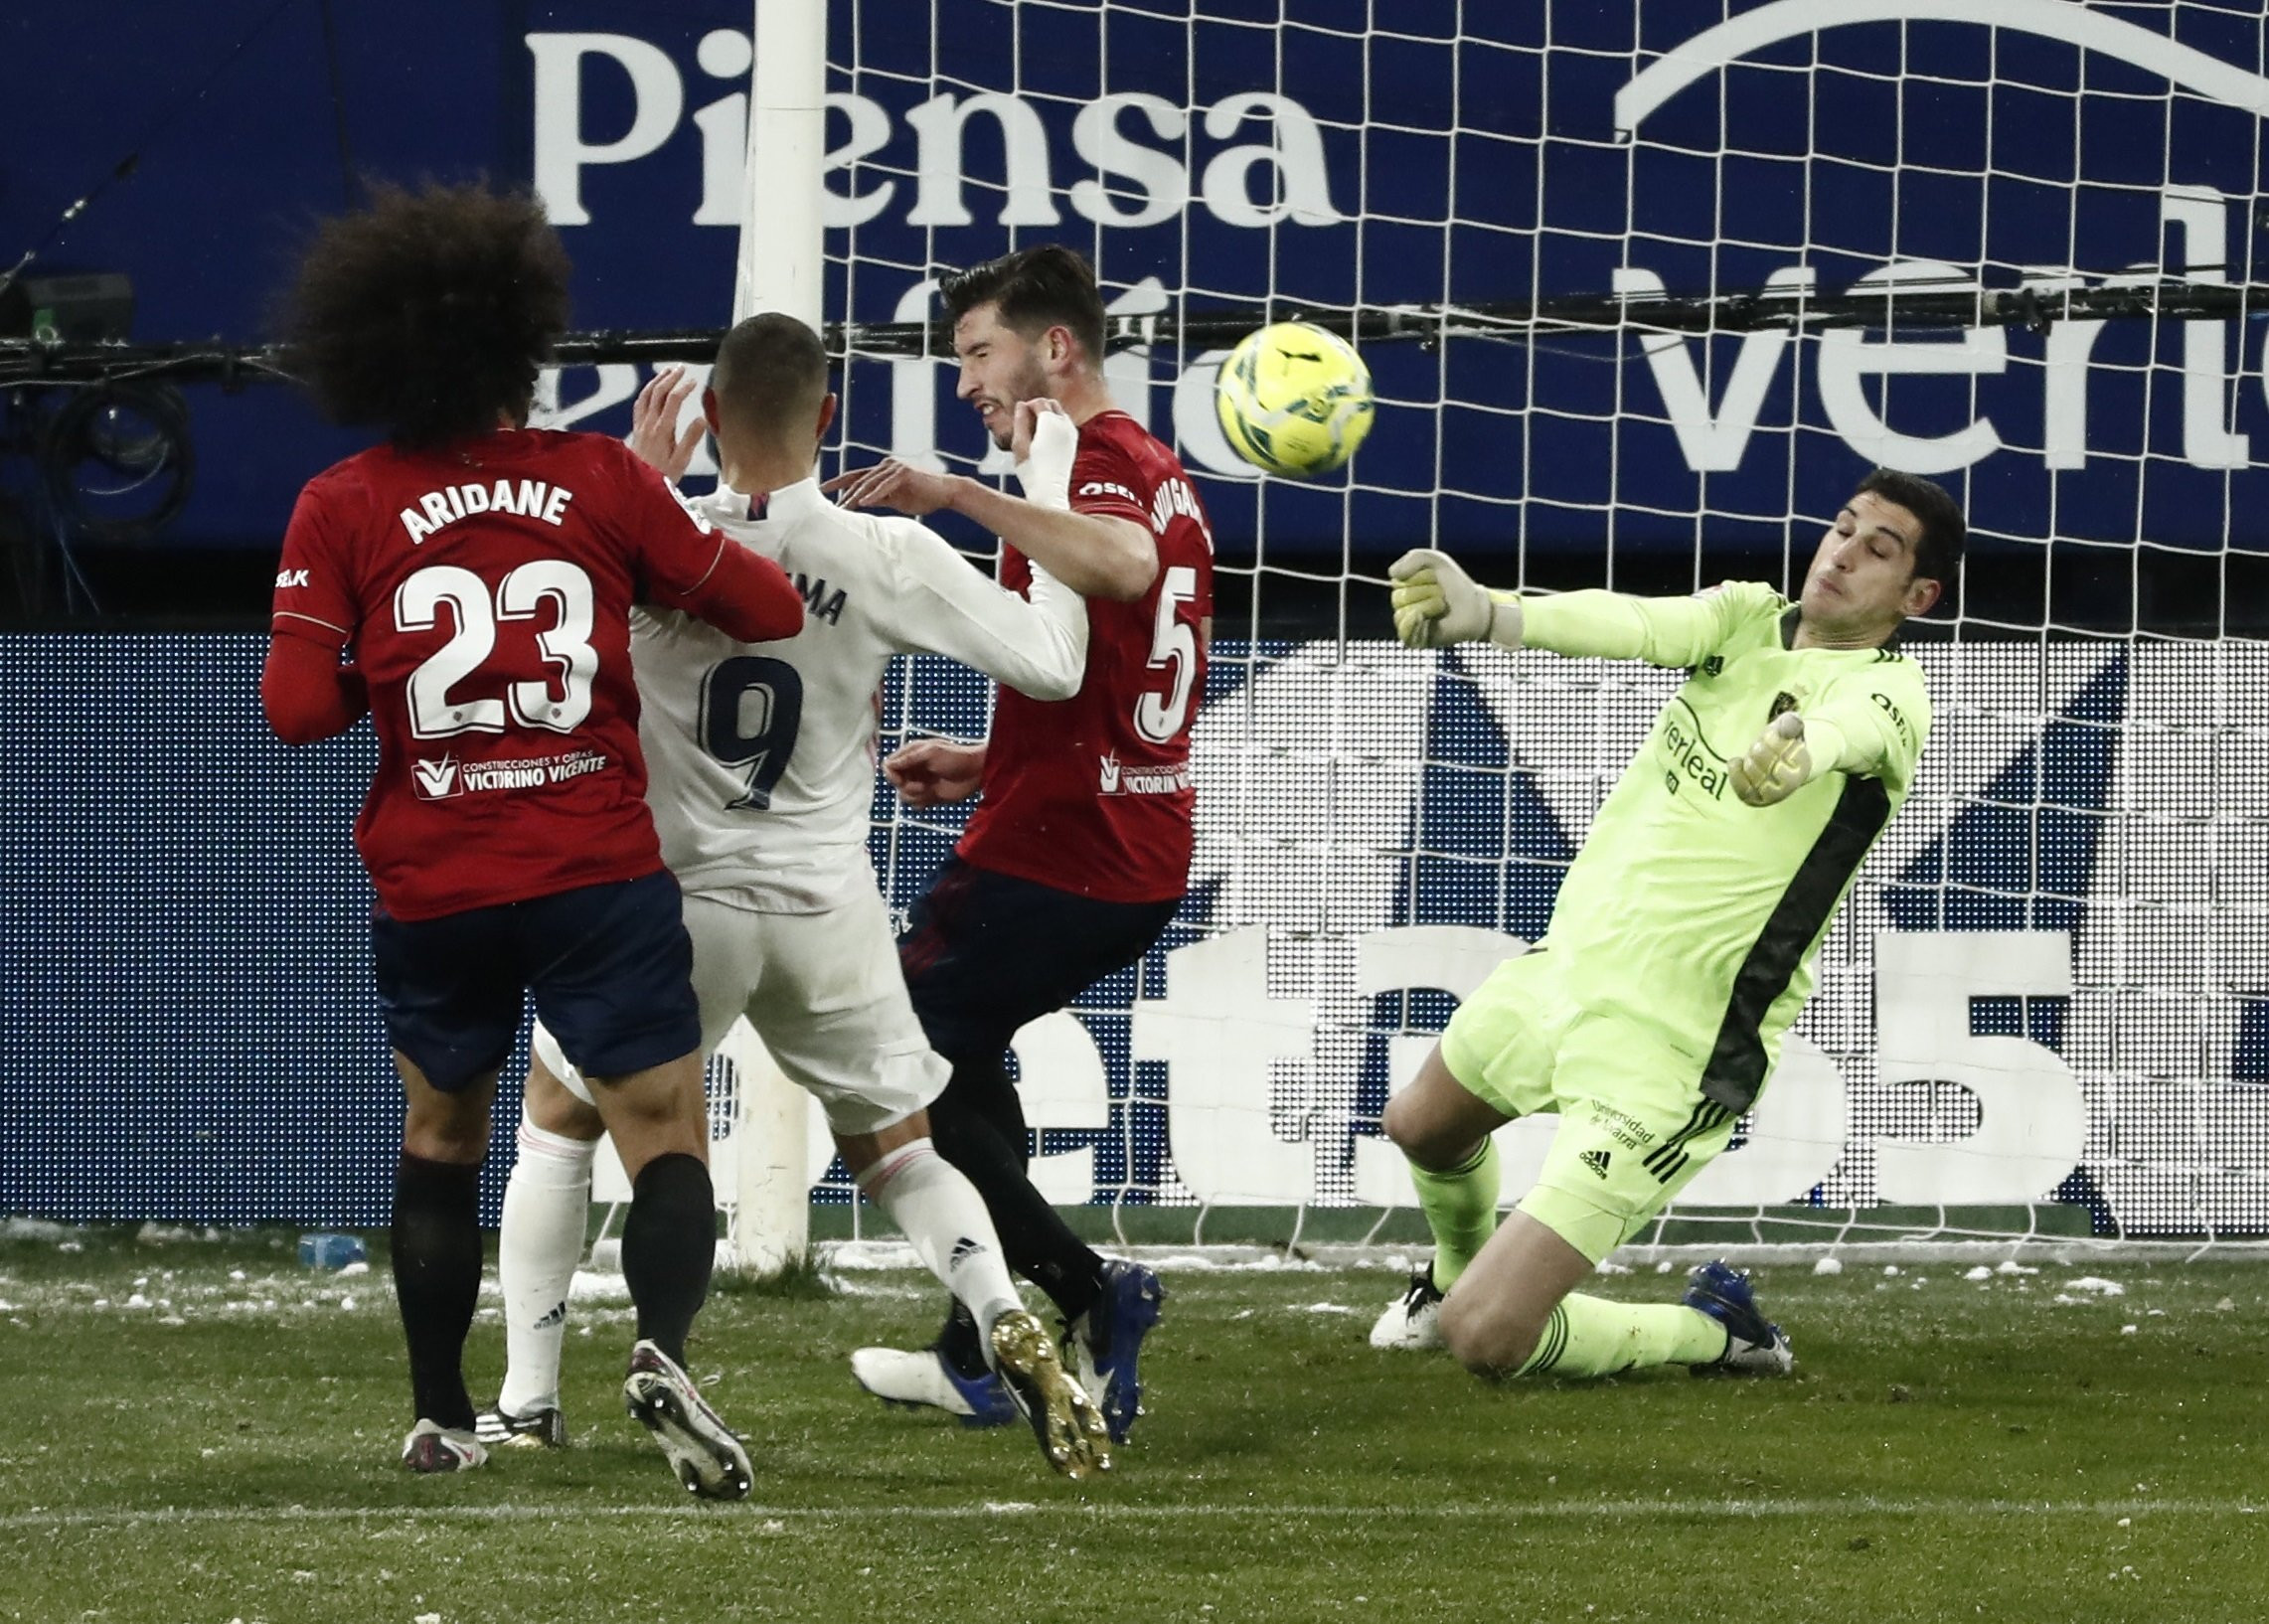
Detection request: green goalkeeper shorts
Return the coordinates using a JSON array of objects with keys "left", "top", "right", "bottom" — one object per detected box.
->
[{"left": 1438, "top": 947, "right": 1742, "bottom": 1264}]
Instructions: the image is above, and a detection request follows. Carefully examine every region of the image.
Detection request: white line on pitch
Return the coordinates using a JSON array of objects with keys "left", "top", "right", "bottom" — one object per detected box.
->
[{"left": 0, "top": 1498, "right": 2254, "bottom": 1533}]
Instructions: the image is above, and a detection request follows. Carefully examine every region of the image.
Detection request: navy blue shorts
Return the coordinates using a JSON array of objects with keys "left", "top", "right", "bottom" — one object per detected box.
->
[
  {"left": 370, "top": 870, "right": 702, "bottom": 1093},
  {"left": 898, "top": 858, "right": 1179, "bottom": 1063}
]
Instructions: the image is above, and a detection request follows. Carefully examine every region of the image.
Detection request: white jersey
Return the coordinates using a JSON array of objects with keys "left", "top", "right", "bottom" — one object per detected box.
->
[{"left": 631, "top": 476, "right": 1087, "bottom": 910}]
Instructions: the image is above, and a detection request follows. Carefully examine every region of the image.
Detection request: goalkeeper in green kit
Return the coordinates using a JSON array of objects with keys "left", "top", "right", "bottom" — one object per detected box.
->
[{"left": 1373, "top": 470, "right": 1962, "bottom": 1380}]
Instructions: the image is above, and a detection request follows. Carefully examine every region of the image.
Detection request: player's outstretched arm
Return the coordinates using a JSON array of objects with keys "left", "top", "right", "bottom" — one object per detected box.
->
[
  {"left": 825, "top": 402, "right": 1158, "bottom": 602},
  {"left": 260, "top": 625, "right": 369, "bottom": 745},
  {"left": 885, "top": 417, "right": 1089, "bottom": 700},
  {"left": 1391, "top": 554, "right": 1770, "bottom": 670}
]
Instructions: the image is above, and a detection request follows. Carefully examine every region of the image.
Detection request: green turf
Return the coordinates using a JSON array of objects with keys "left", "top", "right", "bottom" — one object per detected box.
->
[{"left": 1, "top": 1225, "right": 2263, "bottom": 1623}]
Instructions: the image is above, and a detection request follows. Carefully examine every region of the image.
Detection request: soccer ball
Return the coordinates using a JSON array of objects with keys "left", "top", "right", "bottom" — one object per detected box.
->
[{"left": 1214, "top": 321, "right": 1375, "bottom": 477}]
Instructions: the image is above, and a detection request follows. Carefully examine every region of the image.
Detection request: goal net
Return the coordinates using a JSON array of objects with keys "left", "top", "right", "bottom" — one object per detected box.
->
[{"left": 711, "top": 0, "right": 2269, "bottom": 1260}]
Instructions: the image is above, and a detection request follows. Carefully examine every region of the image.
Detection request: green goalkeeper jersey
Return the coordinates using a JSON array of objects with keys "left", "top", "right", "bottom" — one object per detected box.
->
[{"left": 1515, "top": 580, "right": 1931, "bottom": 1111}]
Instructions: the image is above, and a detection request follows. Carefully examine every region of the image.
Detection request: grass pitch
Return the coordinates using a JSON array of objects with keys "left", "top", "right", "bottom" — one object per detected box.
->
[{"left": 1, "top": 1225, "right": 2262, "bottom": 1624}]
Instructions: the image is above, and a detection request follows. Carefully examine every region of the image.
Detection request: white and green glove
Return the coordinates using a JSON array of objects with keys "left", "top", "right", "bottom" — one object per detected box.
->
[
  {"left": 1730, "top": 711, "right": 1816, "bottom": 807},
  {"left": 1387, "top": 549, "right": 1525, "bottom": 650}
]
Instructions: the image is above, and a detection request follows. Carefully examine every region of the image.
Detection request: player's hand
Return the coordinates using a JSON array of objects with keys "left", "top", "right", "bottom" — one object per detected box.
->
[
  {"left": 884, "top": 736, "right": 986, "bottom": 806},
  {"left": 823, "top": 458, "right": 963, "bottom": 517},
  {"left": 1009, "top": 397, "right": 1067, "bottom": 463},
  {"left": 627, "top": 366, "right": 706, "bottom": 482},
  {"left": 1013, "top": 400, "right": 1077, "bottom": 510},
  {"left": 1388, "top": 549, "right": 1516, "bottom": 649},
  {"left": 1730, "top": 711, "right": 1814, "bottom": 807}
]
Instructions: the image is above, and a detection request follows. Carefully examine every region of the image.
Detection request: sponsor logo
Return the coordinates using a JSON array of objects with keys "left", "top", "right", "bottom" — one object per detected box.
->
[
  {"left": 1768, "top": 690, "right": 1801, "bottom": 722},
  {"left": 412, "top": 757, "right": 460, "bottom": 799},
  {"left": 410, "top": 748, "right": 611, "bottom": 801},
  {"left": 946, "top": 1236, "right": 988, "bottom": 1269},
  {"left": 1871, "top": 689, "right": 1916, "bottom": 748},
  {"left": 1701, "top": 655, "right": 1724, "bottom": 678},
  {"left": 1078, "top": 479, "right": 1141, "bottom": 506},
  {"left": 1577, "top": 1148, "right": 1612, "bottom": 1180},
  {"left": 1659, "top": 716, "right": 1727, "bottom": 801},
  {"left": 274, "top": 568, "right": 310, "bottom": 590},
  {"left": 1614, "top": 4, "right": 2266, "bottom": 479},
  {"left": 1098, "top": 752, "right": 1192, "bottom": 796},
  {"left": 528, "top": 44, "right": 1342, "bottom": 234}
]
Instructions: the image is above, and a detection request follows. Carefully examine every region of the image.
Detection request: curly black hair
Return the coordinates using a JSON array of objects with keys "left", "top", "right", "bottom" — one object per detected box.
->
[{"left": 282, "top": 183, "right": 572, "bottom": 449}]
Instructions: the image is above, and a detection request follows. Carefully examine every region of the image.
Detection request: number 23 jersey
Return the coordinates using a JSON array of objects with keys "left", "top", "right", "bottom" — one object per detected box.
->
[
  {"left": 270, "top": 429, "right": 737, "bottom": 920},
  {"left": 958, "top": 409, "right": 1214, "bottom": 903}
]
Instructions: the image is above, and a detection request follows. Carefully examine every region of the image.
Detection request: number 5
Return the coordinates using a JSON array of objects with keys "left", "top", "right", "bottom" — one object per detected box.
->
[{"left": 1134, "top": 565, "right": 1199, "bottom": 743}]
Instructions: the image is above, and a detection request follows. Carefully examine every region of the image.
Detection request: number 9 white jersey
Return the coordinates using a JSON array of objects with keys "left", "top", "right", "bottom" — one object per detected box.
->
[{"left": 630, "top": 477, "right": 1088, "bottom": 912}]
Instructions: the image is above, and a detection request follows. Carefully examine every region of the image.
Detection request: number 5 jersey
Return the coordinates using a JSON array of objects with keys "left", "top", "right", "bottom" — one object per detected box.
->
[{"left": 958, "top": 409, "right": 1215, "bottom": 904}]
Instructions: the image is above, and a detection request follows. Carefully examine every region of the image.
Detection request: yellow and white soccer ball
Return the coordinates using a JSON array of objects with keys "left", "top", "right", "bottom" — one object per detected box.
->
[{"left": 1214, "top": 320, "right": 1375, "bottom": 477}]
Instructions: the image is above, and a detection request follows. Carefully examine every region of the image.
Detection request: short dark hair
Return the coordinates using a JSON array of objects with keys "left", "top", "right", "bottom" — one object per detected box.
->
[
  {"left": 710, "top": 312, "right": 830, "bottom": 435},
  {"left": 938, "top": 244, "right": 1107, "bottom": 367},
  {"left": 282, "top": 182, "right": 571, "bottom": 449},
  {"left": 1856, "top": 467, "right": 1966, "bottom": 588}
]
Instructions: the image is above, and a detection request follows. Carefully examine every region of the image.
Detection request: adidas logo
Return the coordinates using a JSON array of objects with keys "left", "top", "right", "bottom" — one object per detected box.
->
[
  {"left": 947, "top": 1235, "right": 988, "bottom": 1269},
  {"left": 534, "top": 1300, "right": 567, "bottom": 1330},
  {"left": 1577, "top": 1148, "right": 1612, "bottom": 1180}
]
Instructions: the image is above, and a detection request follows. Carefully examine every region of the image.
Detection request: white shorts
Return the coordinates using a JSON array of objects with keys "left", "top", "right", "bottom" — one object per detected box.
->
[{"left": 532, "top": 882, "right": 949, "bottom": 1137}]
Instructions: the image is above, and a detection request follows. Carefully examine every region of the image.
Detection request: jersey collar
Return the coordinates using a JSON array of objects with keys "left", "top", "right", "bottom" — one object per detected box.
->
[
  {"left": 1781, "top": 602, "right": 1903, "bottom": 653},
  {"left": 702, "top": 476, "right": 824, "bottom": 524}
]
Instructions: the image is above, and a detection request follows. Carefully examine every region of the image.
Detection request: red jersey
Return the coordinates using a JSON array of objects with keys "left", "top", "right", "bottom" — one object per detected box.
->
[
  {"left": 958, "top": 410, "right": 1213, "bottom": 903},
  {"left": 271, "top": 429, "right": 743, "bottom": 920}
]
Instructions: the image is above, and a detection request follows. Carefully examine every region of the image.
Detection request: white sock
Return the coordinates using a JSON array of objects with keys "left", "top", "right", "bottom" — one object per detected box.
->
[
  {"left": 856, "top": 1138, "right": 1023, "bottom": 1362},
  {"left": 496, "top": 1116, "right": 595, "bottom": 1416}
]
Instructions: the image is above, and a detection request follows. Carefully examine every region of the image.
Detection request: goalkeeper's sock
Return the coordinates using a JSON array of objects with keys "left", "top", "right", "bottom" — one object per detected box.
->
[
  {"left": 619, "top": 1152, "right": 715, "bottom": 1369},
  {"left": 1514, "top": 1292, "right": 1728, "bottom": 1379},
  {"left": 391, "top": 1152, "right": 484, "bottom": 1430},
  {"left": 1409, "top": 1137, "right": 1501, "bottom": 1290},
  {"left": 855, "top": 1139, "right": 1024, "bottom": 1351},
  {"left": 496, "top": 1116, "right": 595, "bottom": 1417}
]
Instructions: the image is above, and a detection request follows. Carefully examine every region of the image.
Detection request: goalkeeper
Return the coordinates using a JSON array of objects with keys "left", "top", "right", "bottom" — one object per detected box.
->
[{"left": 1373, "top": 470, "right": 1961, "bottom": 1380}]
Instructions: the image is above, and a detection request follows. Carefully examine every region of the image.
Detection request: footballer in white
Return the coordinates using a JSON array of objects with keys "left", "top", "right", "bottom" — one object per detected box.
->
[{"left": 484, "top": 314, "right": 1113, "bottom": 1480}]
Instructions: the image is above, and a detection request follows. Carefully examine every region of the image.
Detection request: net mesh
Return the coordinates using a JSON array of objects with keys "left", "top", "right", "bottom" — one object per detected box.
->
[{"left": 769, "top": 0, "right": 2269, "bottom": 1250}]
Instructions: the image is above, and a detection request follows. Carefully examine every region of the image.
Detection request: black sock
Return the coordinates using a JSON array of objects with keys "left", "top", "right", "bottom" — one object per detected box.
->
[
  {"left": 928, "top": 1063, "right": 1105, "bottom": 1327},
  {"left": 621, "top": 1152, "right": 715, "bottom": 1368},
  {"left": 391, "top": 1153, "right": 483, "bottom": 1430},
  {"left": 936, "top": 1300, "right": 987, "bottom": 1378}
]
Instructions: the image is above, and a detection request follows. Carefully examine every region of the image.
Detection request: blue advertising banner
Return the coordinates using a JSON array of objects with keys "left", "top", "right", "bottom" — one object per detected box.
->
[
  {"left": 3, "top": 633, "right": 2264, "bottom": 1235},
  {"left": 3, "top": 2, "right": 2263, "bottom": 563}
]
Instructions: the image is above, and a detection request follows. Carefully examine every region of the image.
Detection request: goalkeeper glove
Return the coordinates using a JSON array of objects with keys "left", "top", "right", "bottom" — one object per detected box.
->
[
  {"left": 1387, "top": 549, "right": 1524, "bottom": 650},
  {"left": 1730, "top": 711, "right": 1816, "bottom": 807}
]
